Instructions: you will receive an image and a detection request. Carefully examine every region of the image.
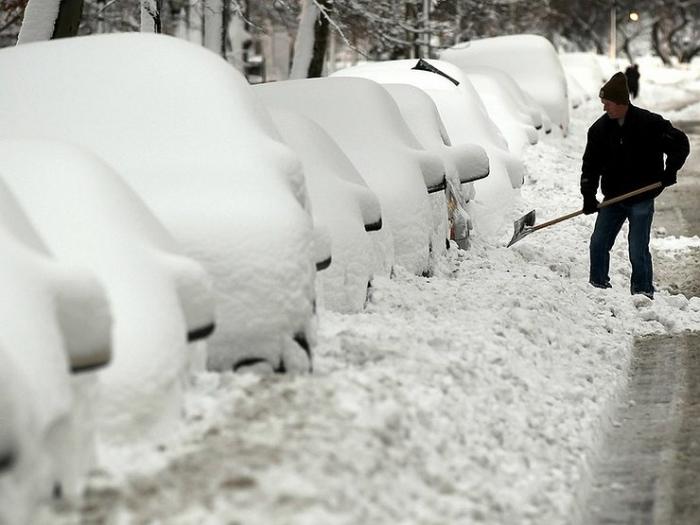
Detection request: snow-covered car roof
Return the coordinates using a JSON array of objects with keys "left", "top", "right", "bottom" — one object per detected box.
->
[
  {"left": 458, "top": 65, "right": 544, "bottom": 129},
  {"left": 0, "top": 138, "right": 217, "bottom": 445},
  {"left": 332, "top": 59, "right": 509, "bottom": 151},
  {"left": 0, "top": 176, "right": 112, "bottom": 524},
  {"left": 270, "top": 109, "right": 381, "bottom": 312},
  {"left": 254, "top": 76, "right": 443, "bottom": 275},
  {"left": 440, "top": 34, "right": 570, "bottom": 136},
  {"left": 0, "top": 33, "right": 317, "bottom": 374},
  {"left": 458, "top": 67, "right": 539, "bottom": 155},
  {"left": 377, "top": 83, "right": 489, "bottom": 185},
  {"left": 331, "top": 60, "right": 522, "bottom": 236},
  {"left": 331, "top": 59, "right": 525, "bottom": 188}
]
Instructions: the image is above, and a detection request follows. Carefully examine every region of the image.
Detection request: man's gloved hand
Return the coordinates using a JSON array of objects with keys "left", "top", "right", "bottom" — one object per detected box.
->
[
  {"left": 662, "top": 169, "right": 677, "bottom": 188},
  {"left": 582, "top": 193, "right": 599, "bottom": 215}
]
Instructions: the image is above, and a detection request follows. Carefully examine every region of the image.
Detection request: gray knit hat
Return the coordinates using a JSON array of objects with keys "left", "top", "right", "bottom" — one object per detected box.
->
[{"left": 599, "top": 72, "right": 630, "bottom": 105}]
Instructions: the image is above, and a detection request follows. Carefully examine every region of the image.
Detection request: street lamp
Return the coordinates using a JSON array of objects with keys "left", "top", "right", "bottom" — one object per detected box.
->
[{"left": 629, "top": 11, "right": 639, "bottom": 21}]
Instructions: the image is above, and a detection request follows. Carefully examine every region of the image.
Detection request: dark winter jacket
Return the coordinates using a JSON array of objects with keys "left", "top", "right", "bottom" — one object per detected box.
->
[{"left": 580, "top": 104, "right": 690, "bottom": 202}]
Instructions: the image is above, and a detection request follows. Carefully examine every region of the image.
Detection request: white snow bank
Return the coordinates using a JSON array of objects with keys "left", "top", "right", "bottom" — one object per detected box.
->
[
  {"left": 441, "top": 34, "right": 570, "bottom": 136},
  {"left": 650, "top": 235, "right": 700, "bottom": 251},
  {"left": 667, "top": 100, "right": 700, "bottom": 120},
  {"left": 0, "top": 33, "right": 317, "bottom": 374},
  {"left": 637, "top": 56, "right": 700, "bottom": 113},
  {"left": 255, "top": 76, "right": 441, "bottom": 275},
  {"left": 0, "top": 138, "right": 216, "bottom": 450}
]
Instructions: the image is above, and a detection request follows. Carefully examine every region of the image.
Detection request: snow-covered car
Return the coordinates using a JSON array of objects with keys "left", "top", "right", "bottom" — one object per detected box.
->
[
  {"left": 458, "top": 67, "right": 539, "bottom": 155},
  {"left": 522, "top": 91, "right": 553, "bottom": 134},
  {"left": 378, "top": 83, "right": 489, "bottom": 247},
  {"left": 0, "top": 33, "right": 317, "bottom": 374},
  {"left": 0, "top": 177, "right": 112, "bottom": 525},
  {"left": 332, "top": 60, "right": 521, "bottom": 236},
  {"left": 255, "top": 76, "right": 446, "bottom": 276},
  {"left": 566, "top": 72, "right": 586, "bottom": 109},
  {"left": 560, "top": 52, "right": 607, "bottom": 99},
  {"left": 469, "top": 66, "right": 547, "bottom": 133},
  {"left": 595, "top": 54, "right": 617, "bottom": 81},
  {"left": 380, "top": 83, "right": 489, "bottom": 185},
  {"left": 269, "top": 109, "right": 384, "bottom": 312},
  {"left": 0, "top": 138, "right": 216, "bottom": 446},
  {"left": 440, "top": 34, "right": 570, "bottom": 136}
]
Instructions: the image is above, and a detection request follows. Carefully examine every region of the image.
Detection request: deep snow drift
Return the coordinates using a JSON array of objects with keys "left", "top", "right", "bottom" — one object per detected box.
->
[{"left": 41, "top": 60, "right": 700, "bottom": 525}]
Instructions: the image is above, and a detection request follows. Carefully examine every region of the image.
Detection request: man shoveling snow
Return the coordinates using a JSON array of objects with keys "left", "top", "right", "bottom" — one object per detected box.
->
[{"left": 580, "top": 72, "right": 690, "bottom": 299}]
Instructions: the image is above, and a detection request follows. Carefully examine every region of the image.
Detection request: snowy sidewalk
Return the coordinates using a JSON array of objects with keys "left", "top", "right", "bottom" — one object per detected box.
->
[
  {"left": 580, "top": 332, "right": 700, "bottom": 525},
  {"left": 49, "top": 94, "right": 700, "bottom": 525}
]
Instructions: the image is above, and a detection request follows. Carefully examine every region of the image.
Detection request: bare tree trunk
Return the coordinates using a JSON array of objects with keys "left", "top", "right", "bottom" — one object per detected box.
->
[
  {"left": 290, "top": 0, "right": 332, "bottom": 79},
  {"left": 667, "top": 6, "right": 688, "bottom": 64},
  {"left": 203, "top": 0, "right": 223, "bottom": 55},
  {"left": 405, "top": 1, "right": 419, "bottom": 58},
  {"left": 308, "top": 0, "right": 330, "bottom": 77},
  {"left": 52, "top": 0, "right": 83, "bottom": 38},
  {"left": 18, "top": 0, "right": 84, "bottom": 44},
  {"left": 651, "top": 20, "right": 672, "bottom": 65},
  {"left": 327, "top": 28, "right": 336, "bottom": 74},
  {"left": 141, "top": 0, "right": 162, "bottom": 33},
  {"left": 454, "top": 0, "right": 464, "bottom": 45},
  {"left": 221, "top": 0, "right": 230, "bottom": 58},
  {"left": 617, "top": 22, "right": 645, "bottom": 64},
  {"left": 621, "top": 36, "right": 634, "bottom": 63}
]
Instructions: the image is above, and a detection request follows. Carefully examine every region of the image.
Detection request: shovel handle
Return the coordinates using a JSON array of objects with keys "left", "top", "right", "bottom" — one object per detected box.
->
[
  {"left": 598, "top": 182, "right": 663, "bottom": 207},
  {"left": 531, "top": 182, "right": 663, "bottom": 232},
  {"left": 531, "top": 209, "right": 583, "bottom": 231}
]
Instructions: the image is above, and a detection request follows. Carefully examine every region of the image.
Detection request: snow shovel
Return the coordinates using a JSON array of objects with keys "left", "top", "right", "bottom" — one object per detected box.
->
[{"left": 507, "top": 182, "right": 663, "bottom": 248}]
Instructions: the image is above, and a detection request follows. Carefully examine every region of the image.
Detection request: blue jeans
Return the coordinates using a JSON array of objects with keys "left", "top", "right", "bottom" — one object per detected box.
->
[{"left": 589, "top": 198, "right": 655, "bottom": 295}]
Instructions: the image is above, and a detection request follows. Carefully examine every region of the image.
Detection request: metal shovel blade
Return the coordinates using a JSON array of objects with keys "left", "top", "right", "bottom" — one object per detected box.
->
[{"left": 507, "top": 210, "right": 536, "bottom": 247}]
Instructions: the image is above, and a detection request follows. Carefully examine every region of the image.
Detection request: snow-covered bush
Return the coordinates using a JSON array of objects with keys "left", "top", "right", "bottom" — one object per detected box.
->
[{"left": 0, "top": 33, "right": 317, "bottom": 374}]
